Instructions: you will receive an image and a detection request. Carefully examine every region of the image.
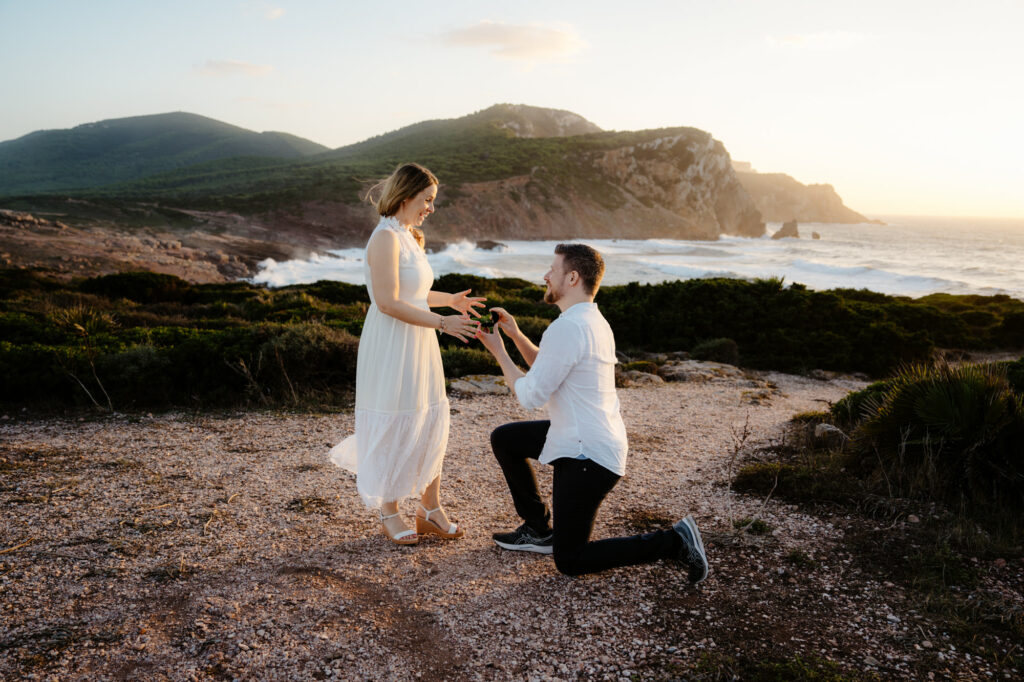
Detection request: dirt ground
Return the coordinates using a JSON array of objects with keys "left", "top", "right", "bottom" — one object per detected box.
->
[{"left": 1, "top": 372, "right": 1021, "bottom": 681}]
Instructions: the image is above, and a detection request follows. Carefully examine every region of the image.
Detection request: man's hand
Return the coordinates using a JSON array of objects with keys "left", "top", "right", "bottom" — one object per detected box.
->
[
  {"left": 490, "top": 307, "right": 519, "bottom": 337},
  {"left": 475, "top": 323, "right": 506, "bottom": 357}
]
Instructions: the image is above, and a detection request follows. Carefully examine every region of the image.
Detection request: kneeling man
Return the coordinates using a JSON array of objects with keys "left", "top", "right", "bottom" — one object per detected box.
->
[{"left": 476, "top": 243, "right": 709, "bottom": 581}]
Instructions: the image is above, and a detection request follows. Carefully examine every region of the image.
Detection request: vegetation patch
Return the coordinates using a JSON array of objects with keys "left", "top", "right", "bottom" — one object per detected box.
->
[{"left": 1, "top": 270, "right": 1021, "bottom": 410}]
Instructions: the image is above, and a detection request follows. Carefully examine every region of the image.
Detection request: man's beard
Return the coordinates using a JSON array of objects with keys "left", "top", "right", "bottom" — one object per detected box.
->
[{"left": 543, "top": 284, "right": 561, "bottom": 304}]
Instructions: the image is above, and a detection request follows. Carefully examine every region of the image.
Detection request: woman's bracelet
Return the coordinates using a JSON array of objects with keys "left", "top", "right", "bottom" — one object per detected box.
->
[{"left": 438, "top": 316, "right": 447, "bottom": 333}]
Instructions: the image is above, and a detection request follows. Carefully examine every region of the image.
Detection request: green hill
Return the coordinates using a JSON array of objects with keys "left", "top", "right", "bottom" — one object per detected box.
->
[
  {"left": 0, "top": 104, "right": 766, "bottom": 242},
  {"left": 0, "top": 112, "right": 328, "bottom": 195},
  {"left": 68, "top": 105, "right": 703, "bottom": 211}
]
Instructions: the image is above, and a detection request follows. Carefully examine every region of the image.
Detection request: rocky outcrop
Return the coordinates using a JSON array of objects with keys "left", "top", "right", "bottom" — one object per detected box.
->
[
  {"left": 422, "top": 131, "right": 764, "bottom": 242},
  {"left": 475, "top": 240, "right": 508, "bottom": 251},
  {"left": 771, "top": 220, "right": 800, "bottom": 239},
  {"left": 253, "top": 128, "right": 765, "bottom": 246},
  {"left": 736, "top": 171, "right": 877, "bottom": 224},
  {"left": 489, "top": 103, "right": 602, "bottom": 138}
]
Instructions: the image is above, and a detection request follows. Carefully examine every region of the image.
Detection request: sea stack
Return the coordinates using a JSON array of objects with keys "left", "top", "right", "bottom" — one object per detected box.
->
[{"left": 771, "top": 220, "right": 800, "bottom": 239}]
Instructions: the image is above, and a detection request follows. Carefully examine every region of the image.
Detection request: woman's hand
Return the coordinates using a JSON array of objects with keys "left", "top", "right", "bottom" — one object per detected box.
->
[
  {"left": 439, "top": 314, "right": 479, "bottom": 343},
  {"left": 448, "top": 289, "right": 486, "bottom": 317}
]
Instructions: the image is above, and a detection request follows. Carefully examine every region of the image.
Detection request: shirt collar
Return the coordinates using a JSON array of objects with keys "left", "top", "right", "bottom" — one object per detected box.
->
[{"left": 560, "top": 301, "right": 597, "bottom": 318}]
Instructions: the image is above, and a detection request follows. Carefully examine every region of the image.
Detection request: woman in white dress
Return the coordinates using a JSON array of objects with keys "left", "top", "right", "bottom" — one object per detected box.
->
[{"left": 330, "top": 163, "right": 484, "bottom": 545}]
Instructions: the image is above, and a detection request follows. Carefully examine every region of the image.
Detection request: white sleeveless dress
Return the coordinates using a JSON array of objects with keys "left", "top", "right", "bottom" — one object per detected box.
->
[{"left": 329, "top": 216, "right": 450, "bottom": 508}]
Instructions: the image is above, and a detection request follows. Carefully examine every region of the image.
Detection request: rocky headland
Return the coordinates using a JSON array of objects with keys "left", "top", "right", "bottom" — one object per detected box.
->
[
  {"left": 735, "top": 171, "right": 880, "bottom": 224},
  {"left": 0, "top": 105, "right": 880, "bottom": 282}
]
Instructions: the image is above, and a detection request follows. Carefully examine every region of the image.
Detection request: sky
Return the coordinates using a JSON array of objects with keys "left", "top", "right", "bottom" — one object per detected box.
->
[{"left": 1, "top": 0, "right": 1022, "bottom": 218}]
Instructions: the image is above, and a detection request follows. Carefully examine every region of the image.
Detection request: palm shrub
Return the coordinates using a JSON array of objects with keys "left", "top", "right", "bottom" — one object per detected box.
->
[{"left": 845, "top": 361, "right": 1024, "bottom": 517}]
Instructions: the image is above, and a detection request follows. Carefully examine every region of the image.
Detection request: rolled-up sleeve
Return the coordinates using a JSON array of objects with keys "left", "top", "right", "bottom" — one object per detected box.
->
[{"left": 512, "top": 321, "right": 581, "bottom": 410}]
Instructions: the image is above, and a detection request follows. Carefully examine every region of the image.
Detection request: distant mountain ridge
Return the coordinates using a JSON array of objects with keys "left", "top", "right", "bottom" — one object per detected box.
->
[{"left": 0, "top": 112, "right": 328, "bottom": 194}]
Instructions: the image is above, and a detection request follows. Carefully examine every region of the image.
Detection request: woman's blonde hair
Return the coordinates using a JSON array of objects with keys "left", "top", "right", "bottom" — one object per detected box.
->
[{"left": 367, "top": 163, "right": 439, "bottom": 217}]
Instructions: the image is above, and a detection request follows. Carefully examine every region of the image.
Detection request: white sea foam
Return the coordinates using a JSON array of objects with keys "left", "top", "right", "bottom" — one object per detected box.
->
[{"left": 251, "top": 216, "right": 1024, "bottom": 300}]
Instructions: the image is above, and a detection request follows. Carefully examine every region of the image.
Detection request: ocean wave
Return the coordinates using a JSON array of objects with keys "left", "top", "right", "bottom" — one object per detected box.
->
[{"left": 249, "top": 223, "right": 1024, "bottom": 299}]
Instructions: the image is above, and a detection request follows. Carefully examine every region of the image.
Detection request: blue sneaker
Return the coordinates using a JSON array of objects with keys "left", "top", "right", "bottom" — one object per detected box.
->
[{"left": 673, "top": 515, "right": 709, "bottom": 583}]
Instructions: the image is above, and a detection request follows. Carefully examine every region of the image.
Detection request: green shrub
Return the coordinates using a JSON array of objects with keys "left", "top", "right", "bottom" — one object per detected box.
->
[
  {"left": 997, "top": 311, "right": 1024, "bottom": 346},
  {"left": 80, "top": 271, "right": 192, "bottom": 303},
  {"left": 621, "top": 360, "right": 658, "bottom": 374},
  {"left": 846, "top": 362, "right": 1024, "bottom": 516},
  {"left": 790, "top": 410, "right": 830, "bottom": 424},
  {"left": 732, "top": 462, "right": 863, "bottom": 504},
  {"left": 1005, "top": 357, "right": 1024, "bottom": 394},
  {"left": 441, "top": 347, "right": 499, "bottom": 377},
  {"left": 691, "top": 337, "right": 740, "bottom": 365},
  {"left": 830, "top": 380, "right": 893, "bottom": 428}
]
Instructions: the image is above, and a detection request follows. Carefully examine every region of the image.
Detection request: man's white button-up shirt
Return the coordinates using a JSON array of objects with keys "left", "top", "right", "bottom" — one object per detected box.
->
[{"left": 512, "top": 302, "right": 628, "bottom": 475}]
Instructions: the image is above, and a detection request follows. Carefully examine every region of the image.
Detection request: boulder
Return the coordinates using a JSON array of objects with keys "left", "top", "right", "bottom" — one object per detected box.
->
[
  {"left": 813, "top": 423, "right": 849, "bottom": 448},
  {"left": 771, "top": 220, "right": 800, "bottom": 239},
  {"left": 657, "top": 360, "right": 745, "bottom": 383},
  {"left": 448, "top": 374, "right": 510, "bottom": 395},
  {"left": 616, "top": 370, "right": 665, "bottom": 388}
]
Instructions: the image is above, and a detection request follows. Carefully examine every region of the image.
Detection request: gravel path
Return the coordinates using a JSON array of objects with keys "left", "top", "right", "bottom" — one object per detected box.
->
[{"left": 2, "top": 371, "right": 1018, "bottom": 680}]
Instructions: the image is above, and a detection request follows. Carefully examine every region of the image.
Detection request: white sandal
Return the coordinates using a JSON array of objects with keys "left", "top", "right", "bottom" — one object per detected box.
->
[
  {"left": 415, "top": 504, "right": 465, "bottom": 539},
  {"left": 378, "top": 510, "right": 418, "bottom": 545}
]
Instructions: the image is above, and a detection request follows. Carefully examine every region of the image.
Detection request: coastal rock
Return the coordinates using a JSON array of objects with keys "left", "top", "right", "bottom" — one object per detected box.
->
[
  {"left": 411, "top": 127, "right": 765, "bottom": 243},
  {"left": 771, "top": 220, "right": 800, "bottom": 240},
  {"left": 448, "top": 374, "right": 509, "bottom": 395},
  {"left": 657, "top": 360, "right": 745, "bottom": 383},
  {"left": 475, "top": 240, "right": 508, "bottom": 251},
  {"left": 616, "top": 370, "right": 665, "bottom": 388},
  {"left": 736, "top": 171, "right": 879, "bottom": 224}
]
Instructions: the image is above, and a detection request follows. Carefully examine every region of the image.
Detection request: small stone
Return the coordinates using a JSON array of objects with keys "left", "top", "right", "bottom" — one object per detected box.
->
[
  {"left": 922, "top": 640, "right": 933, "bottom": 648},
  {"left": 907, "top": 514, "right": 920, "bottom": 523},
  {"left": 994, "top": 558, "right": 1007, "bottom": 569},
  {"left": 864, "top": 655, "right": 880, "bottom": 666}
]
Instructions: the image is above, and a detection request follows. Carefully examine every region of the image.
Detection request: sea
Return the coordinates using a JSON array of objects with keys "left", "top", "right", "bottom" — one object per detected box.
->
[{"left": 251, "top": 215, "right": 1024, "bottom": 301}]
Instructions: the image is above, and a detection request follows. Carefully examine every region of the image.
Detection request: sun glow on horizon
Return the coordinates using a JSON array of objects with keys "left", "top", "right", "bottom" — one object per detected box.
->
[{"left": 0, "top": 0, "right": 1020, "bottom": 218}]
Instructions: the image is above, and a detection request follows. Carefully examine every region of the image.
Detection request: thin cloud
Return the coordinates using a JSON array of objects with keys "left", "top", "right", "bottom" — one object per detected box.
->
[
  {"left": 266, "top": 7, "right": 285, "bottom": 20},
  {"left": 197, "top": 60, "right": 275, "bottom": 77},
  {"left": 766, "top": 31, "right": 876, "bottom": 50},
  {"left": 441, "top": 20, "right": 584, "bottom": 62},
  {"left": 236, "top": 96, "right": 313, "bottom": 111}
]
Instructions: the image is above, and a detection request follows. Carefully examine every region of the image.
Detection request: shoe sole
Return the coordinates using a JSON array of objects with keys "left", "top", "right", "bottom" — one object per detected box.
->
[
  {"left": 493, "top": 539, "right": 553, "bottom": 554},
  {"left": 681, "top": 516, "right": 709, "bottom": 583}
]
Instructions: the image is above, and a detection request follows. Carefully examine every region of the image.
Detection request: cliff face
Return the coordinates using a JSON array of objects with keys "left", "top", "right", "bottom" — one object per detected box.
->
[
  {"left": 279, "top": 128, "right": 765, "bottom": 245},
  {"left": 736, "top": 172, "right": 872, "bottom": 223}
]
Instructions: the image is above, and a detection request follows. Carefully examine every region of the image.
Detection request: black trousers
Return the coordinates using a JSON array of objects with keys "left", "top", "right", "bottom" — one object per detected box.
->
[{"left": 490, "top": 420, "right": 681, "bottom": 576}]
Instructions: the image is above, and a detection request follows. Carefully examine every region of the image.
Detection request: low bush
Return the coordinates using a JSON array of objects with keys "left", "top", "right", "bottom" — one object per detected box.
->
[
  {"left": 1, "top": 270, "right": 1021, "bottom": 410},
  {"left": 621, "top": 360, "right": 658, "bottom": 374},
  {"left": 845, "top": 361, "right": 1024, "bottom": 517},
  {"left": 691, "top": 337, "right": 740, "bottom": 365},
  {"left": 441, "top": 347, "right": 499, "bottom": 377}
]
